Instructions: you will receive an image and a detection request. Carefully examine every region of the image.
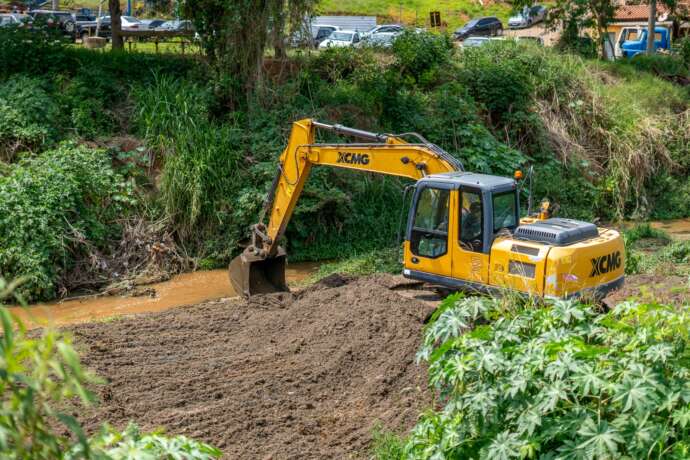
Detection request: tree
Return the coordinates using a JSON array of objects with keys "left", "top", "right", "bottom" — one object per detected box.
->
[
  {"left": 533, "top": 0, "right": 615, "bottom": 58},
  {"left": 108, "top": 0, "right": 123, "bottom": 51},
  {"left": 647, "top": 0, "right": 678, "bottom": 54},
  {"left": 648, "top": 0, "right": 657, "bottom": 54},
  {"left": 183, "top": 0, "right": 315, "bottom": 99}
]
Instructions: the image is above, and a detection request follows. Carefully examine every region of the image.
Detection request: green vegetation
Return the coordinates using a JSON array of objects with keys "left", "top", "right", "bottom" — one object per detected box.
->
[
  {"left": 0, "top": 279, "right": 220, "bottom": 459},
  {"left": 1, "top": 27, "right": 689, "bottom": 301},
  {"left": 306, "top": 247, "right": 401, "bottom": 283},
  {"left": 624, "top": 224, "right": 690, "bottom": 276},
  {"left": 0, "top": 145, "right": 136, "bottom": 302},
  {"left": 377, "top": 295, "right": 690, "bottom": 459}
]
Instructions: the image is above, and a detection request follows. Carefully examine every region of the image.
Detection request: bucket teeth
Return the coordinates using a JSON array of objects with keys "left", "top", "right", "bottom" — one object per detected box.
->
[{"left": 229, "top": 247, "right": 289, "bottom": 298}]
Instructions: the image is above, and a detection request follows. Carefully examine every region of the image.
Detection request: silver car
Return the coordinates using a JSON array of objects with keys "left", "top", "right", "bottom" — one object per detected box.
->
[
  {"left": 0, "top": 13, "right": 29, "bottom": 27},
  {"left": 361, "top": 31, "right": 400, "bottom": 48},
  {"left": 508, "top": 5, "right": 547, "bottom": 29}
]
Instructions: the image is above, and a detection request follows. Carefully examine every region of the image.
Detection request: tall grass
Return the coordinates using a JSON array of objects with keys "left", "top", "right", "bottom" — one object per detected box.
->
[{"left": 476, "top": 42, "right": 690, "bottom": 219}]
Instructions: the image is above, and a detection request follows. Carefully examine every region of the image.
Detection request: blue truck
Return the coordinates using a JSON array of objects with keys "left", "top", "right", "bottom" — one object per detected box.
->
[{"left": 618, "top": 26, "right": 671, "bottom": 58}]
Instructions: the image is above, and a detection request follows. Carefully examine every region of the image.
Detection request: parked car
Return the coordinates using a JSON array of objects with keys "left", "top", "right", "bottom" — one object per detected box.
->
[
  {"left": 361, "top": 31, "right": 400, "bottom": 48},
  {"left": 508, "top": 5, "right": 547, "bottom": 29},
  {"left": 155, "top": 19, "right": 194, "bottom": 32},
  {"left": 0, "top": 13, "right": 29, "bottom": 27},
  {"left": 29, "top": 10, "right": 98, "bottom": 40},
  {"left": 97, "top": 15, "right": 147, "bottom": 31},
  {"left": 516, "top": 35, "right": 544, "bottom": 46},
  {"left": 460, "top": 36, "right": 504, "bottom": 48},
  {"left": 141, "top": 18, "right": 165, "bottom": 29},
  {"left": 362, "top": 24, "right": 403, "bottom": 38},
  {"left": 318, "top": 30, "right": 361, "bottom": 48},
  {"left": 453, "top": 17, "right": 502, "bottom": 40},
  {"left": 312, "top": 24, "right": 340, "bottom": 46},
  {"left": 29, "top": 10, "right": 73, "bottom": 31},
  {"left": 74, "top": 13, "right": 97, "bottom": 39}
]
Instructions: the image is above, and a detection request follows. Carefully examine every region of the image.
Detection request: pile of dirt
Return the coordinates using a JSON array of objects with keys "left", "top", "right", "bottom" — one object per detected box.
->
[{"left": 72, "top": 274, "right": 438, "bottom": 459}]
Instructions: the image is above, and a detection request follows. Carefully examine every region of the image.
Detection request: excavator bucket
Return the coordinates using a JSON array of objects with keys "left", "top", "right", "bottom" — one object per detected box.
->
[{"left": 228, "top": 247, "right": 289, "bottom": 298}]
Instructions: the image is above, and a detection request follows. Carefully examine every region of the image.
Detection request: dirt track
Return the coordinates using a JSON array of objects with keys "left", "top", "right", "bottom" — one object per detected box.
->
[{"left": 72, "top": 274, "right": 437, "bottom": 459}]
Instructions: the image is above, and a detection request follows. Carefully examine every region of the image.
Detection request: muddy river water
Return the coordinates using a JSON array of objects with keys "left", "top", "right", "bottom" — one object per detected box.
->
[
  {"left": 9, "top": 262, "right": 320, "bottom": 329},
  {"left": 7, "top": 218, "right": 690, "bottom": 329},
  {"left": 651, "top": 219, "right": 690, "bottom": 240}
]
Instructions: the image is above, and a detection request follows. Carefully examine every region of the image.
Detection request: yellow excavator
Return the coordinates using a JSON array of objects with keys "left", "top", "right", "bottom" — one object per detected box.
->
[{"left": 229, "top": 119, "right": 624, "bottom": 300}]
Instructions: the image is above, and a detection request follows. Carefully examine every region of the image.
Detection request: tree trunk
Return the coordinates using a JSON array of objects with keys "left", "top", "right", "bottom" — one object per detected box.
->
[
  {"left": 52, "top": 0, "right": 59, "bottom": 9},
  {"left": 109, "top": 0, "right": 124, "bottom": 50},
  {"left": 647, "top": 0, "right": 657, "bottom": 54},
  {"left": 273, "top": 15, "right": 287, "bottom": 59}
]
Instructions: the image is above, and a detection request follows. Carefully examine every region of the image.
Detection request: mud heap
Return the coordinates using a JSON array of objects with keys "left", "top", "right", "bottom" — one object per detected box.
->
[{"left": 72, "top": 274, "right": 437, "bottom": 459}]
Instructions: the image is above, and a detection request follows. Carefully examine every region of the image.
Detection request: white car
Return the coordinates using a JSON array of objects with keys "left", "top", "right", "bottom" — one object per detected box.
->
[
  {"left": 508, "top": 5, "right": 547, "bottom": 29},
  {"left": 460, "top": 36, "right": 505, "bottom": 48},
  {"left": 361, "top": 31, "right": 400, "bottom": 48},
  {"left": 318, "top": 30, "right": 361, "bottom": 48},
  {"left": 98, "top": 15, "right": 147, "bottom": 31},
  {"left": 362, "top": 24, "right": 403, "bottom": 39}
]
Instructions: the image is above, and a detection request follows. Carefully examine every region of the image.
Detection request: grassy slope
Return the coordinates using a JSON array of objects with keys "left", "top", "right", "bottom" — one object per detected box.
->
[{"left": 317, "top": 0, "right": 513, "bottom": 30}]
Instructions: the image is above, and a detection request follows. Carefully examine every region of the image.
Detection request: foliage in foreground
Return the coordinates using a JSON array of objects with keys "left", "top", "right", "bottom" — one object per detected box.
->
[
  {"left": 393, "top": 295, "right": 690, "bottom": 459},
  {"left": 0, "top": 278, "right": 220, "bottom": 459}
]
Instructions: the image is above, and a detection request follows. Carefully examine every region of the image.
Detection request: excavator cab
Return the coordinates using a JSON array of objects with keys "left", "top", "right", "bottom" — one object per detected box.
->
[{"left": 402, "top": 172, "right": 519, "bottom": 289}]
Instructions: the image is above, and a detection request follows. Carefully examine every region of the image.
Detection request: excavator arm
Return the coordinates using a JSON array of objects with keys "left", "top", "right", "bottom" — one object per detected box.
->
[{"left": 229, "top": 118, "right": 462, "bottom": 297}]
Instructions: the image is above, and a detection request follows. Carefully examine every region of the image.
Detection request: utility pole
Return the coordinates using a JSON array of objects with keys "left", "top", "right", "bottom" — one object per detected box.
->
[
  {"left": 52, "top": 0, "right": 59, "bottom": 10},
  {"left": 647, "top": 0, "right": 657, "bottom": 54}
]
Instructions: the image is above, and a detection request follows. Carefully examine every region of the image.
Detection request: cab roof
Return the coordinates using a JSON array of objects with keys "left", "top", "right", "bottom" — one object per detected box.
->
[{"left": 420, "top": 171, "right": 516, "bottom": 191}]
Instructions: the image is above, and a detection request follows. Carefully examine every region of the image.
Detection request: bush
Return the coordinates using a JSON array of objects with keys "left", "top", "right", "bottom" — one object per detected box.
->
[
  {"left": 391, "top": 31, "right": 454, "bottom": 85},
  {"left": 0, "top": 145, "right": 135, "bottom": 302},
  {"left": 627, "top": 53, "right": 688, "bottom": 79},
  {"left": 400, "top": 296, "right": 690, "bottom": 459},
  {"left": 0, "top": 76, "right": 59, "bottom": 160}
]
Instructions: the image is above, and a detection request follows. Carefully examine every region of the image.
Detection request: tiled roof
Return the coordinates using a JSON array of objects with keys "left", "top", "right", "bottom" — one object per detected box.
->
[{"left": 614, "top": 4, "right": 669, "bottom": 21}]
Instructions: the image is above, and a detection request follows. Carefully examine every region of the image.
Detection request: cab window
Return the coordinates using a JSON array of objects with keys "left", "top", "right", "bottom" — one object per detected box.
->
[
  {"left": 459, "top": 191, "right": 483, "bottom": 252},
  {"left": 493, "top": 191, "right": 517, "bottom": 232},
  {"left": 410, "top": 187, "right": 450, "bottom": 258}
]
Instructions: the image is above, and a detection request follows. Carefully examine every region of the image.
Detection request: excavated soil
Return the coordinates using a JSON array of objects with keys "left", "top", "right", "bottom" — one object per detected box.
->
[{"left": 71, "top": 274, "right": 438, "bottom": 459}]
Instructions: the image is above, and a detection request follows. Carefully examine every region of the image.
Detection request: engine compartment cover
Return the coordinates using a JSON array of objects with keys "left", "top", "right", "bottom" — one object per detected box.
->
[{"left": 514, "top": 218, "right": 599, "bottom": 246}]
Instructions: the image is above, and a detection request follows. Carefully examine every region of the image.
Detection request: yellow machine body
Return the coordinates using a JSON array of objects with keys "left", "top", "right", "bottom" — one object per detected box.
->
[
  {"left": 401, "top": 189, "right": 624, "bottom": 299},
  {"left": 229, "top": 119, "right": 624, "bottom": 300}
]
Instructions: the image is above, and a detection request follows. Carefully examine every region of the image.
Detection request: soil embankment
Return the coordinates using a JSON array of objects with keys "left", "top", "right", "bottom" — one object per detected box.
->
[{"left": 72, "top": 274, "right": 438, "bottom": 459}]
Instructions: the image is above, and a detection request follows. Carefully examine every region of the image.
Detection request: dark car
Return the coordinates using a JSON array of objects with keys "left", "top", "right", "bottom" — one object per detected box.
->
[
  {"left": 453, "top": 16, "right": 503, "bottom": 40},
  {"left": 30, "top": 10, "right": 110, "bottom": 41}
]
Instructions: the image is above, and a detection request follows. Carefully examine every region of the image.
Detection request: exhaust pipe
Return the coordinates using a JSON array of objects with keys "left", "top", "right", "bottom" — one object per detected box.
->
[{"left": 228, "top": 246, "right": 289, "bottom": 298}]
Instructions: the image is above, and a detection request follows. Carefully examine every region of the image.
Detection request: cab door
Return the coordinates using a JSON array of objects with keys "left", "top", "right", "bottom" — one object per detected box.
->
[
  {"left": 451, "top": 188, "right": 489, "bottom": 285},
  {"left": 404, "top": 184, "right": 453, "bottom": 279}
]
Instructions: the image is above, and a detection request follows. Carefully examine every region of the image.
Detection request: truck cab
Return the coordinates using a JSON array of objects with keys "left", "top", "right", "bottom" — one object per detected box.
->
[{"left": 618, "top": 26, "right": 671, "bottom": 58}]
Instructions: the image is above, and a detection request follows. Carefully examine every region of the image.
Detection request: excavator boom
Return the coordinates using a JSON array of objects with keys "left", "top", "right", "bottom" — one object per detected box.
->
[{"left": 229, "top": 119, "right": 462, "bottom": 297}]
